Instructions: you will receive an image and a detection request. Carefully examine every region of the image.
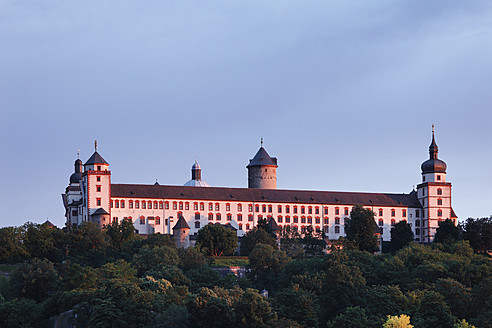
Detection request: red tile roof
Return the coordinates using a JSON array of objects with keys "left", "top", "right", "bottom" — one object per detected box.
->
[{"left": 111, "top": 184, "right": 422, "bottom": 208}]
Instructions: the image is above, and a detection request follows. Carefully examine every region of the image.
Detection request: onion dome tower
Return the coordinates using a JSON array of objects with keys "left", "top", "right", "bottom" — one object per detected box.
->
[
  {"left": 247, "top": 138, "right": 277, "bottom": 189},
  {"left": 184, "top": 161, "right": 210, "bottom": 187},
  {"left": 70, "top": 157, "right": 83, "bottom": 184},
  {"left": 417, "top": 125, "right": 455, "bottom": 243},
  {"left": 420, "top": 125, "right": 447, "bottom": 183}
]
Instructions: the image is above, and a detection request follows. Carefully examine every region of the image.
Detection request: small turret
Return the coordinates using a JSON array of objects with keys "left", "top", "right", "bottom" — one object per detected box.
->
[{"left": 173, "top": 215, "right": 190, "bottom": 248}]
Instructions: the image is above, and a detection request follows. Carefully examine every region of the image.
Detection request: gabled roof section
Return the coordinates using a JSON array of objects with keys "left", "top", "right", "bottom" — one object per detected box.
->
[
  {"left": 111, "top": 184, "right": 423, "bottom": 208},
  {"left": 84, "top": 151, "right": 108, "bottom": 165},
  {"left": 247, "top": 147, "right": 277, "bottom": 167},
  {"left": 173, "top": 216, "right": 190, "bottom": 230}
]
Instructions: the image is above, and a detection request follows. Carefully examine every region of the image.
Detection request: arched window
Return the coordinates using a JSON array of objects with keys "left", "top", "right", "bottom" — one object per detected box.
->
[
  {"left": 308, "top": 206, "right": 312, "bottom": 214},
  {"left": 293, "top": 216, "right": 298, "bottom": 223},
  {"left": 246, "top": 224, "right": 250, "bottom": 230},
  {"left": 344, "top": 207, "right": 349, "bottom": 215},
  {"left": 335, "top": 226, "right": 340, "bottom": 233},
  {"left": 315, "top": 217, "right": 320, "bottom": 224},
  {"left": 248, "top": 215, "right": 254, "bottom": 221},
  {"left": 227, "top": 214, "right": 232, "bottom": 221},
  {"left": 391, "top": 209, "right": 395, "bottom": 217},
  {"left": 173, "top": 202, "right": 177, "bottom": 210},
  {"left": 379, "top": 219, "right": 384, "bottom": 226},
  {"left": 301, "top": 216, "right": 306, "bottom": 224},
  {"left": 335, "top": 207, "right": 340, "bottom": 215},
  {"left": 307, "top": 217, "right": 312, "bottom": 224},
  {"left": 437, "top": 210, "right": 443, "bottom": 217},
  {"left": 324, "top": 217, "right": 329, "bottom": 225},
  {"left": 159, "top": 201, "right": 163, "bottom": 209},
  {"left": 391, "top": 219, "right": 396, "bottom": 226},
  {"left": 285, "top": 216, "right": 291, "bottom": 223},
  {"left": 335, "top": 217, "right": 340, "bottom": 225},
  {"left": 216, "top": 213, "right": 222, "bottom": 221},
  {"left": 286, "top": 205, "right": 290, "bottom": 213},
  {"left": 239, "top": 223, "right": 243, "bottom": 230},
  {"left": 278, "top": 216, "right": 283, "bottom": 223},
  {"left": 437, "top": 199, "right": 442, "bottom": 205},
  {"left": 437, "top": 188, "right": 443, "bottom": 195},
  {"left": 208, "top": 213, "right": 213, "bottom": 221},
  {"left": 237, "top": 214, "right": 243, "bottom": 221}
]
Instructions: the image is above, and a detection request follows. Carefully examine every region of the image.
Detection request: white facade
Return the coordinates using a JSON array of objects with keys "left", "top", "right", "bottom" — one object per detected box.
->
[{"left": 63, "top": 133, "right": 456, "bottom": 243}]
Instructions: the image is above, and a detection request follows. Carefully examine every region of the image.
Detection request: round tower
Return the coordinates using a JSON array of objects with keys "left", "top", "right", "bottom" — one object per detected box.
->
[
  {"left": 172, "top": 215, "right": 191, "bottom": 248},
  {"left": 247, "top": 139, "right": 278, "bottom": 189}
]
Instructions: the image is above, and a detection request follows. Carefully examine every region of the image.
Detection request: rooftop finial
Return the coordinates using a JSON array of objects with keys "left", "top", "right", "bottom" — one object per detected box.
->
[
  {"left": 94, "top": 140, "right": 98, "bottom": 151},
  {"left": 261, "top": 137, "right": 263, "bottom": 148},
  {"left": 77, "top": 149, "right": 80, "bottom": 159},
  {"left": 432, "top": 124, "right": 435, "bottom": 135}
]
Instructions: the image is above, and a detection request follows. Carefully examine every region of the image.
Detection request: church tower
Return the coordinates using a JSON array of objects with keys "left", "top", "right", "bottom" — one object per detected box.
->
[
  {"left": 417, "top": 126, "right": 456, "bottom": 243},
  {"left": 63, "top": 152, "right": 84, "bottom": 229},
  {"left": 82, "top": 141, "right": 111, "bottom": 227},
  {"left": 247, "top": 139, "right": 278, "bottom": 189}
]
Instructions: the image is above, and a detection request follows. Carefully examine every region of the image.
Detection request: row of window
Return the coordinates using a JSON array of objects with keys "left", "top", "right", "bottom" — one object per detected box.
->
[
  {"left": 111, "top": 200, "right": 164, "bottom": 210},
  {"left": 111, "top": 216, "right": 165, "bottom": 226}
]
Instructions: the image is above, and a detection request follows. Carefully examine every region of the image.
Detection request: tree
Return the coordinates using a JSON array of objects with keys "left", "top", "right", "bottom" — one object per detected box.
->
[
  {"left": 10, "top": 258, "right": 60, "bottom": 302},
  {"left": 178, "top": 247, "right": 206, "bottom": 271},
  {"left": 413, "top": 291, "right": 456, "bottom": 328},
  {"left": 132, "top": 245, "right": 179, "bottom": 276},
  {"left": 390, "top": 221, "right": 414, "bottom": 252},
  {"left": 345, "top": 205, "right": 379, "bottom": 253},
  {"left": 196, "top": 224, "right": 238, "bottom": 256},
  {"left": 434, "top": 219, "right": 460, "bottom": 244},
  {"left": 383, "top": 314, "right": 413, "bottom": 328},
  {"left": 240, "top": 227, "right": 277, "bottom": 256},
  {"left": 0, "top": 226, "right": 28, "bottom": 263},
  {"left": 326, "top": 306, "right": 369, "bottom": 328},
  {"left": 248, "top": 244, "right": 289, "bottom": 290},
  {"left": 461, "top": 217, "right": 492, "bottom": 253},
  {"left": 104, "top": 218, "right": 136, "bottom": 250}
]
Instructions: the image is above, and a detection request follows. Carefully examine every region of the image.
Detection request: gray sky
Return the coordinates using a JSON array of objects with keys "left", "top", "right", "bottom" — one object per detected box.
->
[{"left": 1, "top": 0, "right": 491, "bottom": 228}]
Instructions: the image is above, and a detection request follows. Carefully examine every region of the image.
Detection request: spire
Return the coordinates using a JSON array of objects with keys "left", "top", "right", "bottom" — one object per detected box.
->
[
  {"left": 94, "top": 140, "right": 98, "bottom": 152},
  {"left": 429, "top": 124, "right": 438, "bottom": 159},
  {"left": 261, "top": 137, "right": 263, "bottom": 148},
  {"left": 77, "top": 149, "right": 80, "bottom": 159}
]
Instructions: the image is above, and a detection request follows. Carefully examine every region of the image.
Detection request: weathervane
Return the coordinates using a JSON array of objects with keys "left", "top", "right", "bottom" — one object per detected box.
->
[{"left": 95, "top": 140, "right": 98, "bottom": 151}]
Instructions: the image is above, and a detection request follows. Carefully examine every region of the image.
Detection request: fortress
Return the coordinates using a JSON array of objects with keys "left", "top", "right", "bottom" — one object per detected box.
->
[{"left": 62, "top": 129, "right": 456, "bottom": 244}]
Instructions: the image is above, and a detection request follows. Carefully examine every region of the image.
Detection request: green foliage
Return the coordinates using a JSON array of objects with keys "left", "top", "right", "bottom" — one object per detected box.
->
[
  {"left": 211, "top": 256, "right": 249, "bottom": 267},
  {"left": 11, "top": 258, "right": 60, "bottom": 302},
  {"left": 272, "top": 286, "right": 320, "bottom": 327},
  {"left": 454, "top": 319, "right": 476, "bottom": 328},
  {"left": 0, "top": 298, "right": 46, "bottom": 328},
  {"left": 104, "top": 218, "right": 136, "bottom": 250},
  {"left": 462, "top": 217, "right": 492, "bottom": 253},
  {"left": 383, "top": 314, "right": 413, "bottom": 328},
  {"left": 0, "top": 226, "right": 29, "bottom": 263},
  {"left": 146, "top": 264, "right": 190, "bottom": 286},
  {"left": 178, "top": 246, "right": 206, "bottom": 271},
  {"left": 434, "top": 219, "right": 461, "bottom": 244},
  {"left": 240, "top": 227, "right": 277, "bottom": 256},
  {"left": 279, "top": 225, "right": 305, "bottom": 258},
  {"left": 390, "top": 221, "right": 414, "bottom": 252},
  {"left": 248, "top": 244, "right": 289, "bottom": 290},
  {"left": 196, "top": 224, "right": 238, "bottom": 256},
  {"left": 326, "top": 306, "right": 369, "bottom": 328},
  {"left": 132, "top": 245, "right": 179, "bottom": 276},
  {"left": 345, "top": 205, "right": 379, "bottom": 253},
  {"left": 413, "top": 291, "right": 456, "bottom": 328}
]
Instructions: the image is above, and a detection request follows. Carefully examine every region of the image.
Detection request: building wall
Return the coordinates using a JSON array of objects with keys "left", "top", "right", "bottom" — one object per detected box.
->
[{"left": 248, "top": 165, "right": 277, "bottom": 189}]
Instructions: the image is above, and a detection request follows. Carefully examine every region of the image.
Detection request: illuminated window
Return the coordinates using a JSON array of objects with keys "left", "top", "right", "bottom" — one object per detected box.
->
[
  {"left": 147, "top": 201, "right": 151, "bottom": 209},
  {"left": 215, "top": 203, "right": 220, "bottom": 211},
  {"left": 194, "top": 203, "right": 198, "bottom": 211},
  {"left": 185, "top": 202, "right": 189, "bottom": 210},
  {"left": 209, "top": 203, "right": 213, "bottom": 211},
  {"left": 173, "top": 202, "right": 177, "bottom": 210},
  {"left": 200, "top": 203, "right": 204, "bottom": 211},
  {"left": 249, "top": 204, "right": 253, "bottom": 212},
  {"left": 155, "top": 217, "right": 160, "bottom": 225},
  {"left": 165, "top": 202, "right": 169, "bottom": 209},
  {"left": 154, "top": 201, "right": 158, "bottom": 209}
]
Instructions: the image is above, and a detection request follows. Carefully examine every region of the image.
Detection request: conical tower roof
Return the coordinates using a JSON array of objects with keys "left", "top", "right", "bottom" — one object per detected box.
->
[
  {"left": 173, "top": 216, "right": 190, "bottom": 230},
  {"left": 84, "top": 151, "right": 108, "bottom": 165},
  {"left": 247, "top": 147, "right": 277, "bottom": 167}
]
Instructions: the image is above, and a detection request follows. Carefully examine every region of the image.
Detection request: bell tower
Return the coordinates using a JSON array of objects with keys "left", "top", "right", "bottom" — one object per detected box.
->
[
  {"left": 417, "top": 126, "right": 456, "bottom": 243},
  {"left": 82, "top": 140, "right": 111, "bottom": 227}
]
